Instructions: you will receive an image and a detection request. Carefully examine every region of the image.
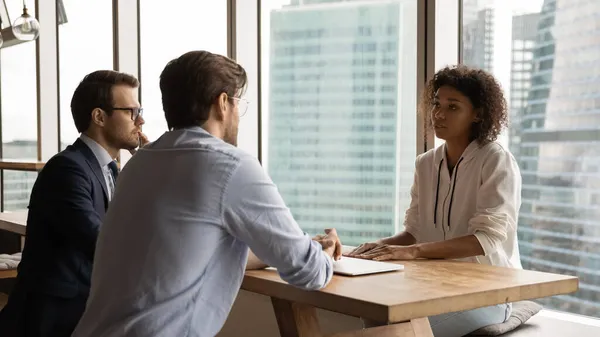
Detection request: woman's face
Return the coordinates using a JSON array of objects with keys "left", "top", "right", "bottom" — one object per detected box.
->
[{"left": 430, "top": 85, "right": 479, "bottom": 142}]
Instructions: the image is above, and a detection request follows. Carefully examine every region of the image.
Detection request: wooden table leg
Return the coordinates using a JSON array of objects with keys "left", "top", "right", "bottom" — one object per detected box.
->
[
  {"left": 271, "top": 297, "right": 323, "bottom": 337},
  {"left": 410, "top": 317, "right": 434, "bottom": 337},
  {"left": 269, "top": 297, "right": 433, "bottom": 337}
]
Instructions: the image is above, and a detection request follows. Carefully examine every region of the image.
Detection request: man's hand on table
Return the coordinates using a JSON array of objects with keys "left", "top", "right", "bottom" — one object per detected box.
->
[
  {"left": 313, "top": 228, "right": 342, "bottom": 261},
  {"left": 246, "top": 228, "right": 343, "bottom": 270}
]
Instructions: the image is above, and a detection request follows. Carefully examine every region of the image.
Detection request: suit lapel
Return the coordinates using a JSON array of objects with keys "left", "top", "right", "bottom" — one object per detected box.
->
[{"left": 73, "top": 139, "right": 109, "bottom": 205}]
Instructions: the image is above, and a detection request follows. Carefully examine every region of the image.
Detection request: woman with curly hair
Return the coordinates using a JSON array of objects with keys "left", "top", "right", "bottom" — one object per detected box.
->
[{"left": 347, "top": 65, "right": 522, "bottom": 336}]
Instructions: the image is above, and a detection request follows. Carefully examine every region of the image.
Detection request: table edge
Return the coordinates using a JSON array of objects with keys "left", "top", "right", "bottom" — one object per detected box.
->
[{"left": 241, "top": 272, "right": 579, "bottom": 323}]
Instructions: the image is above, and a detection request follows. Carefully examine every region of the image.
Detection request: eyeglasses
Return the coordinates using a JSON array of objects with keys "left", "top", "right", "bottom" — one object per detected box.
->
[
  {"left": 112, "top": 107, "right": 144, "bottom": 121},
  {"left": 230, "top": 97, "right": 250, "bottom": 117}
]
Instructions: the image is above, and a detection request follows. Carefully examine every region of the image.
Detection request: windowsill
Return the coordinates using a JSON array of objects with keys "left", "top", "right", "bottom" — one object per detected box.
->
[
  {"left": 0, "top": 159, "right": 45, "bottom": 171},
  {"left": 538, "top": 309, "right": 600, "bottom": 327}
]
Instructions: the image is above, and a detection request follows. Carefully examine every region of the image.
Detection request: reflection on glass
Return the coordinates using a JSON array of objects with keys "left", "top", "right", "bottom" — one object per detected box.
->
[
  {"left": 261, "top": 0, "right": 418, "bottom": 246},
  {"left": 139, "top": 1, "right": 227, "bottom": 141},
  {"left": 462, "top": 0, "right": 600, "bottom": 317},
  {"left": 59, "top": 0, "right": 113, "bottom": 149}
]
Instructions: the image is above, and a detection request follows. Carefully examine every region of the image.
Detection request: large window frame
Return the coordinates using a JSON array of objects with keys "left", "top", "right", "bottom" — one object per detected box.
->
[
  {"left": 0, "top": 0, "right": 440, "bottom": 205},
  {"left": 1, "top": 0, "right": 596, "bottom": 321}
]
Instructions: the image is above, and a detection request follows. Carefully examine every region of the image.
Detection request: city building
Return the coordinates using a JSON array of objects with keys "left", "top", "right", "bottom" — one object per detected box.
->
[
  {"left": 267, "top": 0, "right": 417, "bottom": 245},
  {"left": 514, "top": 0, "right": 600, "bottom": 316}
]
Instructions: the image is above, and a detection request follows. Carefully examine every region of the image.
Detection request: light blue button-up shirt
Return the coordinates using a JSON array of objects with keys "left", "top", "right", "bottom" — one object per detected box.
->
[{"left": 72, "top": 127, "right": 333, "bottom": 337}]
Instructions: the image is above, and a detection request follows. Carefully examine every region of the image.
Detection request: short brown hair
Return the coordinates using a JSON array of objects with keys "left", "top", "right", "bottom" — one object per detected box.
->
[
  {"left": 420, "top": 65, "right": 508, "bottom": 144},
  {"left": 159, "top": 51, "right": 247, "bottom": 130},
  {"left": 70, "top": 70, "right": 139, "bottom": 133}
]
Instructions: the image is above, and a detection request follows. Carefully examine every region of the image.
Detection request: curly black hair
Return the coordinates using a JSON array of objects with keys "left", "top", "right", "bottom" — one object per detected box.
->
[{"left": 420, "top": 65, "right": 508, "bottom": 145}]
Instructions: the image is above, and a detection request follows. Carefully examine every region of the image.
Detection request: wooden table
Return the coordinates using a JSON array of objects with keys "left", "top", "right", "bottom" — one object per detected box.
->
[
  {"left": 0, "top": 211, "right": 27, "bottom": 254},
  {"left": 0, "top": 211, "right": 27, "bottom": 236},
  {"left": 242, "top": 260, "right": 578, "bottom": 337},
  {"left": 0, "top": 270, "right": 17, "bottom": 279}
]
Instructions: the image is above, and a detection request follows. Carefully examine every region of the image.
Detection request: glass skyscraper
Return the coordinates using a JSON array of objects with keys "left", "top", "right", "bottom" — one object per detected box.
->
[
  {"left": 464, "top": 0, "right": 600, "bottom": 317},
  {"left": 515, "top": 0, "right": 600, "bottom": 316},
  {"left": 267, "top": 0, "right": 417, "bottom": 245}
]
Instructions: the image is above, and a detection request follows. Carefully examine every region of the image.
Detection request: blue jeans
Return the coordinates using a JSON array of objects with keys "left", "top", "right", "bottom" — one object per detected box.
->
[{"left": 429, "top": 303, "right": 512, "bottom": 337}]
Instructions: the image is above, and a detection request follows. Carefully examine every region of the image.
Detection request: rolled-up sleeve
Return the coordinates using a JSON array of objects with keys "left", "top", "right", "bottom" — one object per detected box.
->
[
  {"left": 403, "top": 156, "right": 421, "bottom": 241},
  {"left": 469, "top": 150, "right": 521, "bottom": 256},
  {"left": 222, "top": 156, "right": 333, "bottom": 290}
]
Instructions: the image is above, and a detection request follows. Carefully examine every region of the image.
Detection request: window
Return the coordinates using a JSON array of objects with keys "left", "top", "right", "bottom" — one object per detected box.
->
[
  {"left": 0, "top": 5, "right": 38, "bottom": 211},
  {"left": 2, "top": 170, "right": 37, "bottom": 211},
  {"left": 512, "top": 81, "right": 523, "bottom": 89},
  {"left": 0, "top": 45, "right": 37, "bottom": 160},
  {"left": 139, "top": 1, "right": 228, "bottom": 141},
  {"left": 261, "top": 0, "right": 418, "bottom": 246},
  {"left": 514, "top": 51, "right": 525, "bottom": 60},
  {"left": 59, "top": 0, "right": 114, "bottom": 149},
  {"left": 514, "top": 39, "right": 524, "bottom": 49},
  {"left": 462, "top": 0, "right": 600, "bottom": 318}
]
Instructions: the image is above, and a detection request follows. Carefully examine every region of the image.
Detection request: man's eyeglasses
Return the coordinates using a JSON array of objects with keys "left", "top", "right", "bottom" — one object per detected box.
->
[
  {"left": 230, "top": 97, "right": 250, "bottom": 117},
  {"left": 112, "top": 107, "right": 144, "bottom": 121}
]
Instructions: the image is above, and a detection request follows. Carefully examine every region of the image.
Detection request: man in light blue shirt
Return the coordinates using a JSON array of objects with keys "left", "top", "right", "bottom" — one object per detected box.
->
[{"left": 72, "top": 51, "right": 341, "bottom": 337}]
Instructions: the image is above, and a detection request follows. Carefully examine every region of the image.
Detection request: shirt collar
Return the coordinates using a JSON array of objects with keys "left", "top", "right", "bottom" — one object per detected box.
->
[
  {"left": 436, "top": 139, "right": 481, "bottom": 166},
  {"left": 79, "top": 134, "right": 115, "bottom": 168}
]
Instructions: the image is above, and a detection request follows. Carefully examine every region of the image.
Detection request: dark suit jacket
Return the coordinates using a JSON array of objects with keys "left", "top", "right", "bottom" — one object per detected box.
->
[{"left": 0, "top": 139, "right": 110, "bottom": 337}]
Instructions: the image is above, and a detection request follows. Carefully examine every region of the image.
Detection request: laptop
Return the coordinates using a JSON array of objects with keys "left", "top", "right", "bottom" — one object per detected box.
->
[
  {"left": 263, "top": 246, "right": 403, "bottom": 276},
  {"left": 333, "top": 256, "right": 404, "bottom": 276}
]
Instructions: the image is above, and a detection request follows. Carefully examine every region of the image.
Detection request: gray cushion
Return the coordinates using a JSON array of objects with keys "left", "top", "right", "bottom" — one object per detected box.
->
[
  {"left": 468, "top": 301, "right": 543, "bottom": 336},
  {"left": 0, "top": 252, "right": 21, "bottom": 270}
]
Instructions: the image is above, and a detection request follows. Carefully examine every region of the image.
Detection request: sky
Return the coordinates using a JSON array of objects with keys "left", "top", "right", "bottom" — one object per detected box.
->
[{"left": 1, "top": 0, "right": 544, "bottom": 151}]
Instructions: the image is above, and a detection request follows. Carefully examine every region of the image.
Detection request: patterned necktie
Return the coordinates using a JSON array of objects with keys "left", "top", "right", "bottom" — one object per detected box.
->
[
  {"left": 107, "top": 161, "right": 119, "bottom": 198},
  {"left": 108, "top": 161, "right": 119, "bottom": 181}
]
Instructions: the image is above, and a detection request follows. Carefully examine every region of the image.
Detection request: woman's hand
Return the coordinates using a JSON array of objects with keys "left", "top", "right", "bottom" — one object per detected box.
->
[
  {"left": 344, "top": 241, "right": 383, "bottom": 257},
  {"left": 352, "top": 244, "right": 418, "bottom": 261}
]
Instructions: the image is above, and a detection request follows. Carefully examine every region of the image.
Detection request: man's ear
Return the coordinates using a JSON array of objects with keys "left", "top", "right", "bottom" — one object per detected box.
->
[
  {"left": 91, "top": 108, "right": 107, "bottom": 127},
  {"left": 214, "top": 92, "right": 228, "bottom": 122}
]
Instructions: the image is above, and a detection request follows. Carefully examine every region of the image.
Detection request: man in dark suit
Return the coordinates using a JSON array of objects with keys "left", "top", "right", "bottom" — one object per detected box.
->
[{"left": 0, "top": 70, "right": 147, "bottom": 337}]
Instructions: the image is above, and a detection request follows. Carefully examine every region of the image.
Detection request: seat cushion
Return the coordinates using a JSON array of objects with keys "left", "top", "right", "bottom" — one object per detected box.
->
[
  {"left": 0, "top": 253, "right": 21, "bottom": 270},
  {"left": 468, "top": 301, "right": 543, "bottom": 336}
]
